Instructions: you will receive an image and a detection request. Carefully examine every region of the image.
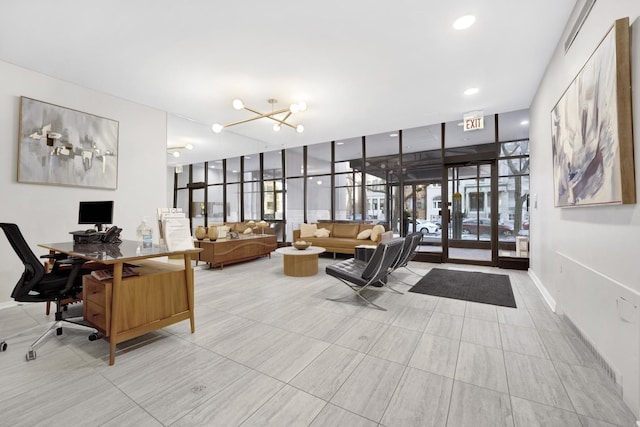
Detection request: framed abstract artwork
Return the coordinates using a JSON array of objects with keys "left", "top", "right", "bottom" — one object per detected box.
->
[
  {"left": 551, "top": 17, "right": 635, "bottom": 207},
  {"left": 18, "top": 97, "right": 119, "bottom": 189}
]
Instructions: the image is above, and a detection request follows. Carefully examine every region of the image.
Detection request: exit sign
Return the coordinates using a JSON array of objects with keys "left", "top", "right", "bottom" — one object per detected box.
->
[{"left": 463, "top": 112, "right": 484, "bottom": 131}]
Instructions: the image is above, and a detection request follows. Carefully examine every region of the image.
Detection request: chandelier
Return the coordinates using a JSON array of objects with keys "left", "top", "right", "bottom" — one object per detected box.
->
[
  {"left": 167, "top": 144, "right": 193, "bottom": 157},
  {"left": 211, "top": 98, "right": 306, "bottom": 134}
]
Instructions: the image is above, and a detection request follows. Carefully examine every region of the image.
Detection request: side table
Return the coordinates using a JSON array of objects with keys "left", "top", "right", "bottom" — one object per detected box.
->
[{"left": 275, "top": 246, "right": 326, "bottom": 277}]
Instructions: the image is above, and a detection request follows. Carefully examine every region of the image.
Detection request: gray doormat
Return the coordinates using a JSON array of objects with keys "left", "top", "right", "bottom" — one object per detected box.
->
[{"left": 409, "top": 268, "right": 516, "bottom": 308}]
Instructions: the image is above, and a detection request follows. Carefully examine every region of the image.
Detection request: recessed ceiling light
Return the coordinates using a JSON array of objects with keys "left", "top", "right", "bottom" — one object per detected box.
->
[
  {"left": 232, "top": 170, "right": 237, "bottom": 173},
  {"left": 453, "top": 14, "right": 476, "bottom": 30},
  {"left": 245, "top": 156, "right": 251, "bottom": 159},
  {"left": 520, "top": 120, "right": 530, "bottom": 126},
  {"left": 336, "top": 142, "right": 344, "bottom": 145},
  {"left": 389, "top": 133, "right": 398, "bottom": 138},
  {"left": 457, "top": 122, "right": 464, "bottom": 126},
  {"left": 464, "top": 87, "right": 479, "bottom": 96}
]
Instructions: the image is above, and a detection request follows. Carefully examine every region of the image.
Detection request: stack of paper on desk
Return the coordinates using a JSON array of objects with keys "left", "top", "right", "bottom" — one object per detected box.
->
[
  {"left": 90, "top": 266, "right": 139, "bottom": 281},
  {"left": 162, "top": 217, "right": 194, "bottom": 252}
]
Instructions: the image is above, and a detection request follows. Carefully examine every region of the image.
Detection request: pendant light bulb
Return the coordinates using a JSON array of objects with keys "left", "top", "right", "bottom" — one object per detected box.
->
[{"left": 232, "top": 99, "right": 244, "bottom": 110}]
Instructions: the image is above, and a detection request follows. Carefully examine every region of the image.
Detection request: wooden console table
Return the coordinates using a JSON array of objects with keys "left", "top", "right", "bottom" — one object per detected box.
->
[
  {"left": 194, "top": 234, "right": 277, "bottom": 269},
  {"left": 39, "top": 240, "right": 202, "bottom": 365}
]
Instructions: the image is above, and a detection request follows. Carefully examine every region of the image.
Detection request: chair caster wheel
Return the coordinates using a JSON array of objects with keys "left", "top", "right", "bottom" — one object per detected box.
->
[
  {"left": 26, "top": 349, "right": 36, "bottom": 361},
  {"left": 0, "top": 341, "right": 7, "bottom": 352},
  {"left": 88, "top": 333, "right": 101, "bottom": 341}
]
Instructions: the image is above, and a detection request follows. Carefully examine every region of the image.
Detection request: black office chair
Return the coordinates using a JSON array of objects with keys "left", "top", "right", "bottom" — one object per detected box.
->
[{"left": 0, "top": 223, "right": 97, "bottom": 361}]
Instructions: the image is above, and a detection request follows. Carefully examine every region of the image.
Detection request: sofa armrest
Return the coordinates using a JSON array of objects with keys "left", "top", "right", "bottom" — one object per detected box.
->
[{"left": 293, "top": 229, "right": 301, "bottom": 241}]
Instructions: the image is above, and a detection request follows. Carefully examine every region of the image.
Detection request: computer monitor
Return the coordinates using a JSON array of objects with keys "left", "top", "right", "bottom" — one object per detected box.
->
[{"left": 78, "top": 201, "right": 114, "bottom": 231}]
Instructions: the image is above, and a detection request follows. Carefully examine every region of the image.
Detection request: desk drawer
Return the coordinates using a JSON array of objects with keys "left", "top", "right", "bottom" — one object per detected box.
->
[
  {"left": 85, "top": 302, "right": 108, "bottom": 333},
  {"left": 83, "top": 276, "right": 111, "bottom": 334},
  {"left": 84, "top": 278, "right": 108, "bottom": 306}
]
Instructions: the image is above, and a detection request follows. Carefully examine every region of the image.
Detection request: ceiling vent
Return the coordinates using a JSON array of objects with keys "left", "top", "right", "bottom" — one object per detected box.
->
[{"left": 564, "top": 0, "right": 597, "bottom": 53}]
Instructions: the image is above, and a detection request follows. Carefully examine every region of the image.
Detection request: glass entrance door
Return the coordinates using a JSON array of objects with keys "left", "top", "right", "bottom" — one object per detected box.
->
[
  {"left": 444, "top": 163, "right": 496, "bottom": 265},
  {"left": 402, "top": 182, "right": 443, "bottom": 254}
]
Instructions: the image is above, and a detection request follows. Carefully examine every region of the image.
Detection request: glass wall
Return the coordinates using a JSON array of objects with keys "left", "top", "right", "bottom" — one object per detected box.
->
[
  {"left": 264, "top": 180, "right": 283, "bottom": 220},
  {"left": 401, "top": 124, "right": 443, "bottom": 245},
  {"left": 498, "top": 109, "right": 530, "bottom": 240},
  {"left": 207, "top": 185, "right": 224, "bottom": 223},
  {"left": 171, "top": 109, "right": 530, "bottom": 263},
  {"left": 263, "top": 150, "right": 284, "bottom": 238},
  {"left": 307, "top": 142, "right": 331, "bottom": 175},
  {"left": 308, "top": 176, "right": 331, "bottom": 223},
  {"left": 286, "top": 178, "right": 304, "bottom": 239},
  {"left": 365, "top": 132, "right": 399, "bottom": 228},
  {"left": 226, "top": 157, "right": 241, "bottom": 183},
  {"left": 243, "top": 155, "right": 260, "bottom": 220},
  {"left": 307, "top": 142, "right": 332, "bottom": 223},
  {"left": 334, "top": 138, "right": 362, "bottom": 221},
  {"left": 226, "top": 183, "right": 241, "bottom": 222},
  {"left": 263, "top": 150, "right": 283, "bottom": 179}
]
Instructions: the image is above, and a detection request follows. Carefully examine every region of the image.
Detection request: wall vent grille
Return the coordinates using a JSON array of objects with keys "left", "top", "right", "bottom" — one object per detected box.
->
[
  {"left": 564, "top": 0, "right": 597, "bottom": 53},
  {"left": 561, "top": 313, "right": 622, "bottom": 396}
]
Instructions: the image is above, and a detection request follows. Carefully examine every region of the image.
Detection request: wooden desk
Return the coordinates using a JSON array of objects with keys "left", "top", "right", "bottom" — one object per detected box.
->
[{"left": 39, "top": 240, "right": 202, "bottom": 365}]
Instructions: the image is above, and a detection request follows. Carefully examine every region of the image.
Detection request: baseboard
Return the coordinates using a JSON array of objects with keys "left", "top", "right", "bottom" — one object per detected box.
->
[{"left": 527, "top": 268, "right": 556, "bottom": 311}]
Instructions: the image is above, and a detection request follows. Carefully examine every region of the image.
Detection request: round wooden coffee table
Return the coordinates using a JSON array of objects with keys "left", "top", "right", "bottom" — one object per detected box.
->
[{"left": 275, "top": 246, "right": 326, "bottom": 277}]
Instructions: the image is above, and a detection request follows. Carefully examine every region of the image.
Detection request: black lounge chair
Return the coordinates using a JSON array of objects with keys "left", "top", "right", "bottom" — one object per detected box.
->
[
  {"left": 325, "top": 238, "right": 404, "bottom": 311},
  {"left": 386, "top": 232, "right": 422, "bottom": 282}
]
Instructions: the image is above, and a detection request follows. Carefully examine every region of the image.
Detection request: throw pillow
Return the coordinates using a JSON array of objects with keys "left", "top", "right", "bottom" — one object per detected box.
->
[
  {"left": 370, "top": 224, "right": 385, "bottom": 241},
  {"left": 243, "top": 227, "right": 252, "bottom": 235},
  {"left": 314, "top": 228, "right": 330, "bottom": 238},
  {"left": 300, "top": 223, "right": 318, "bottom": 238},
  {"left": 216, "top": 225, "right": 230, "bottom": 239},
  {"left": 357, "top": 229, "right": 372, "bottom": 240}
]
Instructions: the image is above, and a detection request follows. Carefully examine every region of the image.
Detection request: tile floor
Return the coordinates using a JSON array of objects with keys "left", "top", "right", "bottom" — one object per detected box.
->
[{"left": 0, "top": 255, "right": 637, "bottom": 427}]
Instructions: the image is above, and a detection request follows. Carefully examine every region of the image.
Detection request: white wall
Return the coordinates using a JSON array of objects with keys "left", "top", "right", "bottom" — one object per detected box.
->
[
  {"left": 529, "top": 0, "right": 640, "bottom": 416},
  {"left": 0, "top": 60, "right": 168, "bottom": 304}
]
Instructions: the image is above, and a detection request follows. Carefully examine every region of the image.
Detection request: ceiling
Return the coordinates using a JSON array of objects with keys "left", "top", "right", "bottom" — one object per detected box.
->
[{"left": 0, "top": 1, "right": 576, "bottom": 167}]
